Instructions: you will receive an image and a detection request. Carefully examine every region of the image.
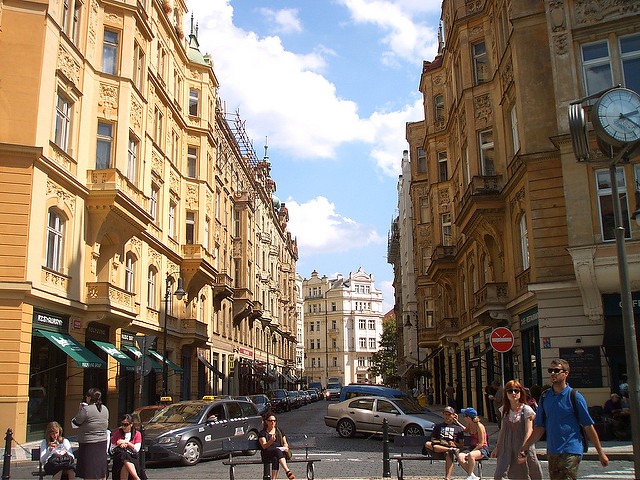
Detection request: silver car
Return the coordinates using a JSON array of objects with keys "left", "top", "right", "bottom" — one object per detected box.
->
[
  {"left": 324, "top": 395, "right": 437, "bottom": 438},
  {"left": 144, "top": 399, "right": 262, "bottom": 466}
]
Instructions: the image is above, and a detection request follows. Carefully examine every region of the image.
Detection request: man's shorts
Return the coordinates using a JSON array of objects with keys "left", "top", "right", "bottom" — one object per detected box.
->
[{"left": 548, "top": 453, "right": 581, "bottom": 480}]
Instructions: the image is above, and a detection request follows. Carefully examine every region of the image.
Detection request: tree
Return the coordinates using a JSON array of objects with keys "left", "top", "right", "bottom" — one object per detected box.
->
[{"left": 369, "top": 317, "right": 398, "bottom": 386}]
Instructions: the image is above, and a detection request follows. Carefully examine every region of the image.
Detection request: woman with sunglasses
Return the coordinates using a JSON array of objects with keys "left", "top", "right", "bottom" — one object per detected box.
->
[
  {"left": 491, "top": 380, "right": 542, "bottom": 479},
  {"left": 110, "top": 414, "right": 146, "bottom": 480},
  {"left": 258, "top": 414, "right": 295, "bottom": 479}
]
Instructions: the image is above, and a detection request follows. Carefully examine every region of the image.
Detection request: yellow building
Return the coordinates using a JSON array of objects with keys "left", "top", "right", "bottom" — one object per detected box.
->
[
  {"left": 0, "top": 0, "right": 298, "bottom": 442},
  {"left": 403, "top": 0, "right": 640, "bottom": 413}
]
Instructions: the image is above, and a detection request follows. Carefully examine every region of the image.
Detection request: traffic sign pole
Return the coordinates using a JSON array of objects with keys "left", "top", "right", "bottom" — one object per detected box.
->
[{"left": 490, "top": 327, "right": 514, "bottom": 388}]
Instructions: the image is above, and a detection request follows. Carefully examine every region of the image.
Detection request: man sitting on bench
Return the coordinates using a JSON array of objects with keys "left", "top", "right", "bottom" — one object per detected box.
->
[{"left": 424, "top": 406, "right": 465, "bottom": 480}]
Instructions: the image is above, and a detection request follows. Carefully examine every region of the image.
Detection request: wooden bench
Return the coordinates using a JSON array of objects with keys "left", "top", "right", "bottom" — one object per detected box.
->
[
  {"left": 391, "top": 435, "right": 484, "bottom": 480},
  {"left": 222, "top": 435, "right": 320, "bottom": 480}
]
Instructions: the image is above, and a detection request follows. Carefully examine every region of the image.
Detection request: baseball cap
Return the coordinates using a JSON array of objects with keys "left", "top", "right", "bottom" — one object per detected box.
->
[
  {"left": 443, "top": 406, "right": 455, "bottom": 414},
  {"left": 461, "top": 407, "right": 478, "bottom": 418}
]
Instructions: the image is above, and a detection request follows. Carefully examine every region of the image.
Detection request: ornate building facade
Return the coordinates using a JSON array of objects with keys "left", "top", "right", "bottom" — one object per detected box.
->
[
  {"left": 0, "top": 0, "right": 298, "bottom": 442},
  {"left": 397, "top": 0, "right": 640, "bottom": 413}
]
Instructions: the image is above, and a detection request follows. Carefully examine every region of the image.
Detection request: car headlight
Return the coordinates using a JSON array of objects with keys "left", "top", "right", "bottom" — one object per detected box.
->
[{"left": 158, "top": 434, "right": 182, "bottom": 444}]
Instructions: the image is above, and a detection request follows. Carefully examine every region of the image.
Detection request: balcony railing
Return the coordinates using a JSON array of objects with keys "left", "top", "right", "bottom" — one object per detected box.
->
[
  {"left": 86, "top": 282, "right": 138, "bottom": 317},
  {"left": 472, "top": 282, "right": 508, "bottom": 312},
  {"left": 437, "top": 317, "right": 458, "bottom": 335}
]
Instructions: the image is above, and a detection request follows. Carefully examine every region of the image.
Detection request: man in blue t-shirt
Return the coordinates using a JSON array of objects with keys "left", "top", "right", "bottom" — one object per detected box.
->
[
  {"left": 424, "top": 406, "right": 465, "bottom": 480},
  {"left": 521, "top": 359, "right": 608, "bottom": 479}
]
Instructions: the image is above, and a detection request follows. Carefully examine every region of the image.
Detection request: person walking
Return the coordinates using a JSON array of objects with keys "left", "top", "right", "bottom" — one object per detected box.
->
[
  {"left": 258, "top": 413, "right": 295, "bottom": 479},
  {"left": 454, "top": 407, "right": 489, "bottom": 480},
  {"left": 423, "top": 406, "right": 465, "bottom": 480},
  {"left": 521, "top": 359, "right": 608, "bottom": 479},
  {"left": 72, "top": 387, "right": 109, "bottom": 480},
  {"left": 445, "top": 382, "right": 456, "bottom": 408},
  {"left": 110, "top": 414, "right": 146, "bottom": 480},
  {"left": 40, "top": 421, "right": 76, "bottom": 479},
  {"left": 491, "top": 380, "right": 542, "bottom": 479}
]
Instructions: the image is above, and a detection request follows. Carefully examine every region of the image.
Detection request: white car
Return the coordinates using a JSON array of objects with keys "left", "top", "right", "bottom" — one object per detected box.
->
[{"left": 324, "top": 395, "right": 437, "bottom": 438}]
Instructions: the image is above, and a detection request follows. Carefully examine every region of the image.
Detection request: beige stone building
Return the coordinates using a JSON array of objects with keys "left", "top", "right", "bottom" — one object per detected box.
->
[
  {"left": 396, "top": 0, "right": 640, "bottom": 414},
  {"left": 302, "top": 268, "right": 383, "bottom": 387},
  {"left": 0, "top": 0, "right": 298, "bottom": 442}
]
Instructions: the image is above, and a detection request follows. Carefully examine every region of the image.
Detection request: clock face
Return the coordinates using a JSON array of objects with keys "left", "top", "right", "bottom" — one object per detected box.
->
[{"left": 593, "top": 88, "right": 640, "bottom": 146}]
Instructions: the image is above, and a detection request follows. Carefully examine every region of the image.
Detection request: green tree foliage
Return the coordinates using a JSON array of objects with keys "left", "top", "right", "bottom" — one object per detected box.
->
[{"left": 368, "top": 317, "right": 398, "bottom": 386}]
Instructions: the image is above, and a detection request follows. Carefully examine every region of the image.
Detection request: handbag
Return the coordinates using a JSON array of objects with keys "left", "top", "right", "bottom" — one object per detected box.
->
[{"left": 49, "top": 453, "right": 74, "bottom": 467}]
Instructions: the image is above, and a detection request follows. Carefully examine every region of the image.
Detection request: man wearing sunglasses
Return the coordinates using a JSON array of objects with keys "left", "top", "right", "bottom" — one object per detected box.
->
[{"left": 521, "top": 359, "right": 608, "bottom": 479}]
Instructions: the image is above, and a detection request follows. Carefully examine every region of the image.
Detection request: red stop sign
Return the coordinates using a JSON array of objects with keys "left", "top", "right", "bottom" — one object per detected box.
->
[{"left": 490, "top": 327, "right": 514, "bottom": 353}]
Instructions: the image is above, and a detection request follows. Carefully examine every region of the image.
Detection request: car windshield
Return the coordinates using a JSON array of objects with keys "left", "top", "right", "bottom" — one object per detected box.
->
[
  {"left": 393, "top": 396, "right": 424, "bottom": 414},
  {"left": 148, "top": 403, "right": 206, "bottom": 424}
]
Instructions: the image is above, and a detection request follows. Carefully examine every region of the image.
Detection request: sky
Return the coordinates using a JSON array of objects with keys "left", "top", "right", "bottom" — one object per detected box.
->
[{"left": 186, "top": 0, "right": 443, "bottom": 312}]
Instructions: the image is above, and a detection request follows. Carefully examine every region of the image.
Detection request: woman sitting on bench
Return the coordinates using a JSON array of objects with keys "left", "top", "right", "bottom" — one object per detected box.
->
[
  {"left": 110, "top": 414, "right": 146, "bottom": 480},
  {"left": 40, "top": 421, "right": 76, "bottom": 479},
  {"left": 258, "top": 413, "right": 295, "bottom": 479}
]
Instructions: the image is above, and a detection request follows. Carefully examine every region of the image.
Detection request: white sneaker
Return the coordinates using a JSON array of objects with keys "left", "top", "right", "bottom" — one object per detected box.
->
[{"left": 466, "top": 475, "right": 479, "bottom": 480}]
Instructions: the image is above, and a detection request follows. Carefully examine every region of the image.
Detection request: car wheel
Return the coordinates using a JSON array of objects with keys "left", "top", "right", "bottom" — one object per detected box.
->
[
  {"left": 403, "top": 424, "right": 424, "bottom": 436},
  {"left": 337, "top": 418, "right": 356, "bottom": 438},
  {"left": 243, "top": 430, "right": 259, "bottom": 456},
  {"left": 181, "top": 438, "right": 202, "bottom": 466}
]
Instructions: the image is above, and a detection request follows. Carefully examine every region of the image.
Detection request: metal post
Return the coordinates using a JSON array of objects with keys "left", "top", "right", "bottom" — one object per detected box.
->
[
  {"left": 382, "top": 419, "right": 390, "bottom": 477},
  {"left": 2, "top": 428, "right": 12, "bottom": 480},
  {"left": 163, "top": 275, "right": 171, "bottom": 397},
  {"left": 266, "top": 329, "right": 270, "bottom": 392},
  {"left": 609, "top": 163, "right": 640, "bottom": 476}
]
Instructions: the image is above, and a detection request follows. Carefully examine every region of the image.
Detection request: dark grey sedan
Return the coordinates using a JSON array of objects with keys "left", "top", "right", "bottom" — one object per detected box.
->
[{"left": 143, "top": 399, "right": 263, "bottom": 466}]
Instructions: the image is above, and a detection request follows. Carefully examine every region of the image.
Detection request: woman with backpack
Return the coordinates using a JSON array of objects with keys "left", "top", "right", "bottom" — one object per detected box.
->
[{"left": 491, "top": 380, "right": 542, "bottom": 479}]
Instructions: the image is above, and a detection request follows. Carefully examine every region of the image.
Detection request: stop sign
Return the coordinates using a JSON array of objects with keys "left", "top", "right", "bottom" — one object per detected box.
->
[{"left": 490, "top": 327, "right": 514, "bottom": 353}]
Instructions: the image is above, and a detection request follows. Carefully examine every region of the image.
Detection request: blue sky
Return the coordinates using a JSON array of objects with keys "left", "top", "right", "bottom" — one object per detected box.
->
[{"left": 186, "top": 0, "right": 442, "bottom": 311}]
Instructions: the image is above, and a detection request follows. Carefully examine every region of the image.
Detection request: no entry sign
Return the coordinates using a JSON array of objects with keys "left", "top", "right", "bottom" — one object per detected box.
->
[{"left": 490, "top": 327, "right": 514, "bottom": 353}]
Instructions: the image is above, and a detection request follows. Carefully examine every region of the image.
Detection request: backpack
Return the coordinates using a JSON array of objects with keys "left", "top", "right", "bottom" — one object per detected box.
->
[{"left": 539, "top": 387, "right": 588, "bottom": 453}]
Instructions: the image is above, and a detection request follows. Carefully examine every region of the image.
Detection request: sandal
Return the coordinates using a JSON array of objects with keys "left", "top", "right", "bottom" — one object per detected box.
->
[{"left": 286, "top": 470, "right": 295, "bottom": 479}]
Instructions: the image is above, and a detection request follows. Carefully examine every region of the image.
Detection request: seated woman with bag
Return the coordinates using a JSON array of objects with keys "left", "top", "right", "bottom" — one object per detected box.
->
[
  {"left": 40, "top": 421, "right": 76, "bottom": 479},
  {"left": 110, "top": 414, "right": 146, "bottom": 480}
]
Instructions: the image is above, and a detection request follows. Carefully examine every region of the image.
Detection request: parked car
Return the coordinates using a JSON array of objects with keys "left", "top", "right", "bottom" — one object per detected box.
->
[
  {"left": 143, "top": 398, "right": 262, "bottom": 466},
  {"left": 266, "top": 389, "right": 290, "bottom": 413},
  {"left": 306, "top": 390, "right": 319, "bottom": 402},
  {"left": 131, "top": 404, "right": 166, "bottom": 429},
  {"left": 339, "top": 384, "right": 408, "bottom": 402},
  {"left": 249, "top": 394, "right": 271, "bottom": 415},
  {"left": 324, "top": 395, "right": 437, "bottom": 438},
  {"left": 288, "top": 390, "right": 302, "bottom": 409}
]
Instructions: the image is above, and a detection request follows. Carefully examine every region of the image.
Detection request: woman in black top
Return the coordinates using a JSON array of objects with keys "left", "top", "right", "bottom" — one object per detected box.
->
[{"left": 258, "top": 413, "right": 294, "bottom": 479}]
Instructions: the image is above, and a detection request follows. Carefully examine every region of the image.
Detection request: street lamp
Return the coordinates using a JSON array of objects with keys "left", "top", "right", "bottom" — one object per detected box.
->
[{"left": 163, "top": 274, "right": 185, "bottom": 397}]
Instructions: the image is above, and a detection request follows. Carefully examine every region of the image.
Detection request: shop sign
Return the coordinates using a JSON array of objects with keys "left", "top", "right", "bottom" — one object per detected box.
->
[
  {"left": 519, "top": 307, "right": 538, "bottom": 328},
  {"left": 238, "top": 347, "right": 253, "bottom": 358},
  {"left": 87, "top": 323, "right": 109, "bottom": 340},
  {"left": 121, "top": 331, "right": 136, "bottom": 344},
  {"left": 33, "top": 311, "right": 66, "bottom": 330},
  {"left": 602, "top": 293, "right": 640, "bottom": 315}
]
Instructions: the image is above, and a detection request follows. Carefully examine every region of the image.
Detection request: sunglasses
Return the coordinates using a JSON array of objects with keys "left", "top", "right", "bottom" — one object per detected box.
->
[
  {"left": 266, "top": 419, "right": 277, "bottom": 422},
  {"left": 548, "top": 368, "right": 565, "bottom": 374},
  {"left": 507, "top": 389, "right": 521, "bottom": 395},
  {"left": 443, "top": 412, "right": 454, "bottom": 416},
  {"left": 120, "top": 423, "right": 131, "bottom": 427}
]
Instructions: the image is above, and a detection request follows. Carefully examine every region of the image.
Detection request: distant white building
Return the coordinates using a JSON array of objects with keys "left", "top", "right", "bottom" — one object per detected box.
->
[{"left": 302, "top": 268, "right": 384, "bottom": 386}]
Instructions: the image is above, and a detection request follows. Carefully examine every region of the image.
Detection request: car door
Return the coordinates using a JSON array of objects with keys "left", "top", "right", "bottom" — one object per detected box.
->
[
  {"left": 373, "top": 398, "right": 404, "bottom": 434},
  {"left": 346, "top": 397, "right": 376, "bottom": 433},
  {"left": 201, "top": 403, "right": 230, "bottom": 456}
]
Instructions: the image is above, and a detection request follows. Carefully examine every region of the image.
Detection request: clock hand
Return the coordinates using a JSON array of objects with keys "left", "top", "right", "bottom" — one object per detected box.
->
[{"left": 619, "top": 113, "right": 640, "bottom": 129}]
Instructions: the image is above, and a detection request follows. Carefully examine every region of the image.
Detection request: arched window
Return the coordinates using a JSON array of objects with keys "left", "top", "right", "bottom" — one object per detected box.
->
[
  {"left": 46, "top": 209, "right": 64, "bottom": 271},
  {"left": 124, "top": 252, "right": 136, "bottom": 293},
  {"left": 519, "top": 214, "right": 530, "bottom": 270},
  {"left": 147, "top": 267, "right": 157, "bottom": 309}
]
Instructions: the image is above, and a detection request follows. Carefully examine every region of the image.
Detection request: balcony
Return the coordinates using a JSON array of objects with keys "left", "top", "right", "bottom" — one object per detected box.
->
[
  {"left": 85, "top": 169, "right": 152, "bottom": 246},
  {"left": 181, "top": 244, "right": 217, "bottom": 298},
  {"left": 86, "top": 282, "right": 138, "bottom": 326},
  {"left": 472, "top": 282, "right": 510, "bottom": 327},
  {"left": 213, "top": 271, "right": 233, "bottom": 308},
  {"left": 427, "top": 245, "right": 457, "bottom": 281},
  {"left": 437, "top": 317, "right": 458, "bottom": 336},
  {"left": 179, "top": 317, "right": 208, "bottom": 345},
  {"left": 456, "top": 175, "right": 505, "bottom": 234},
  {"left": 233, "top": 287, "right": 253, "bottom": 324},
  {"left": 418, "top": 327, "right": 440, "bottom": 348}
]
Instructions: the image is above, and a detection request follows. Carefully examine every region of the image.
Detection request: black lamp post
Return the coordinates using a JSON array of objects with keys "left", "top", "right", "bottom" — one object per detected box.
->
[{"left": 163, "top": 274, "right": 185, "bottom": 397}]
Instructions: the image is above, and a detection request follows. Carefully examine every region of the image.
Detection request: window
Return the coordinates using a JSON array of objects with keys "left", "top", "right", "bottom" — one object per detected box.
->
[
  {"left": 127, "top": 134, "right": 138, "bottom": 183},
  {"left": 133, "top": 42, "right": 145, "bottom": 91},
  {"left": 150, "top": 183, "right": 159, "bottom": 222},
  {"left": 357, "top": 357, "right": 365, "bottom": 367},
  {"left": 519, "top": 214, "right": 530, "bottom": 270},
  {"left": 311, "top": 358, "right": 316, "bottom": 368},
  {"left": 62, "top": 0, "right": 81, "bottom": 43},
  {"left": 310, "top": 323, "right": 314, "bottom": 332},
  {"left": 317, "top": 340, "right": 321, "bottom": 350},
  {"left": 96, "top": 121, "right": 113, "bottom": 169},
  {"left": 620, "top": 34, "right": 640, "bottom": 94},
  {"left": 437, "top": 151, "right": 448, "bottom": 181},
  {"left": 434, "top": 95, "right": 445, "bottom": 121},
  {"left": 420, "top": 197, "right": 429, "bottom": 223},
  {"left": 189, "top": 89, "right": 199, "bottom": 116},
  {"left": 441, "top": 213, "right": 452, "bottom": 246},
  {"left": 124, "top": 252, "right": 135, "bottom": 293},
  {"left": 316, "top": 321, "right": 320, "bottom": 331},
  {"left": 171, "top": 130, "right": 180, "bottom": 164},
  {"left": 332, "top": 319, "right": 336, "bottom": 329},
  {"left": 368, "top": 338, "right": 376, "bottom": 349},
  {"left": 472, "top": 41, "right": 488, "bottom": 84},
  {"left": 186, "top": 211, "right": 195, "bottom": 244},
  {"left": 417, "top": 148, "right": 427, "bottom": 173},
  {"left": 359, "top": 337, "right": 366, "bottom": 348},
  {"left": 233, "top": 209, "right": 240, "bottom": 237},
  {"left": 331, "top": 302, "right": 336, "bottom": 311},
  {"left": 582, "top": 41, "right": 612, "bottom": 96},
  {"left": 147, "top": 268, "right": 156, "bottom": 308},
  {"left": 358, "top": 319, "right": 366, "bottom": 329},
  {"left": 368, "top": 319, "right": 375, "bottom": 330},
  {"left": 174, "top": 73, "right": 182, "bottom": 104},
  {"left": 333, "top": 357, "right": 337, "bottom": 367},
  {"left": 462, "top": 143, "right": 470, "bottom": 186},
  {"left": 154, "top": 107, "right": 163, "bottom": 145},
  {"left": 510, "top": 106, "right": 520, "bottom": 154},
  {"left": 596, "top": 168, "right": 631, "bottom": 241},
  {"left": 54, "top": 92, "right": 72, "bottom": 152},
  {"left": 332, "top": 339, "right": 337, "bottom": 349},
  {"left": 425, "top": 309, "right": 434, "bottom": 328},
  {"left": 204, "top": 217, "right": 210, "bottom": 250},
  {"left": 187, "top": 146, "right": 197, "bottom": 178},
  {"left": 46, "top": 209, "right": 64, "bottom": 271},
  {"left": 168, "top": 201, "right": 176, "bottom": 239},
  {"left": 479, "top": 130, "right": 495, "bottom": 175},
  {"left": 102, "top": 29, "right": 119, "bottom": 75},
  {"left": 157, "top": 43, "right": 167, "bottom": 81}
]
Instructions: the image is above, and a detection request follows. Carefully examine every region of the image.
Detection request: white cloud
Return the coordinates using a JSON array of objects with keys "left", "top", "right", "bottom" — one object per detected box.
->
[
  {"left": 285, "top": 196, "right": 384, "bottom": 255},
  {"left": 259, "top": 8, "right": 303, "bottom": 34},
  {"left": 378, "top": 279, "right": 396, "bottom": 313}
]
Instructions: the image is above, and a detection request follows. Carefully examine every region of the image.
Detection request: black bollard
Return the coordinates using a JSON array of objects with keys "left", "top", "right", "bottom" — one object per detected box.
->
[
  {"left": 382, "top": 419, "right": 390, "bottom": 477},
  {"left": 139, "top": 424, "right": 146, "bottom": 472},
  {"left": 2, "top": 428, "right": 13, "bottom": 480}
]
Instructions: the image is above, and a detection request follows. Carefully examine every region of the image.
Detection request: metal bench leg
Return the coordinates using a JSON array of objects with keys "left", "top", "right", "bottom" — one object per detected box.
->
[
  {"left": 306, "top": 461, "right": 314, "bottom": 480},
  {"left": 477, "top": 460, "right": 483, "bottom": 479},
  {"left": 229, "top": 464, "right": 235, "bottom": 480},
  {"left": 263, "top": 462, "right": 272, "bottom": 480}
]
